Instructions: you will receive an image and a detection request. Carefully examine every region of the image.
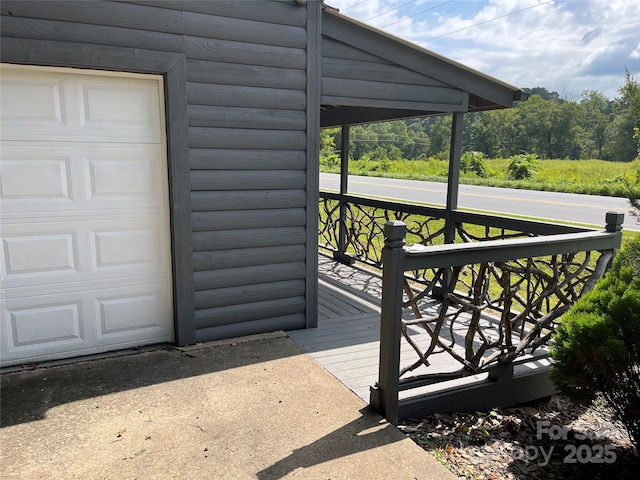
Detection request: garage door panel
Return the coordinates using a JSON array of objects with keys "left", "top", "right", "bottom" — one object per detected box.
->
[
  {"left": 1, "top": 283, "right": 172, "bottom": 365},
  {"left": 0, "top": 144, "right": 166, "bottom": 213},
  {"left": 0, "top": 75, "right": 67, "bottom": 130},
  {"left": 6, "top": 301, "right": 84, "bottom": 350},
  {"left": 2, "top": 217, "right": 169, "bottom": 288},
  {"left": 92, "top": 228, "right": 159, "bottom": 269},
  {"left": 79, "top": 80, "right": 161, "bottom": 137},
  {"left": 97, "top": 292, "right": 166, "bottom": 336},
  {"left": 2, "top": 231, "right": 78, "bottom": 277},
  {"left": 1, "top": 65, "right": 173, "bottom": 366},
  {"left": 1, "top": 65, "right": 162, "bottom": 143},
  {"left": 86, "top": 157, "right": 156, "bottom": 201},
  {"left": 0, "top": 157, "right": 72, "bottom": 201}
]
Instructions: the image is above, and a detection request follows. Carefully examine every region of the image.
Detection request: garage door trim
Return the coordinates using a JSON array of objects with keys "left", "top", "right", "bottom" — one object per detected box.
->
[{"left": 1, "top": 38, "right": 195, "bottom": 345}]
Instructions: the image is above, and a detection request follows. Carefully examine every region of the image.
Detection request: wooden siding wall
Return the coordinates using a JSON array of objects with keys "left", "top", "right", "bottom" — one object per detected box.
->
[
  {"left": 0, "top": 0, "right": 313, "bottom": 342},
  {"left": 322, "top": 32, "right": 466, "bottom": 112}
]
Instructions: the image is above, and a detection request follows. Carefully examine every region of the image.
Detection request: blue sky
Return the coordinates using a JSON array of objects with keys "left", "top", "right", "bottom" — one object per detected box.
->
[{"left": 326, "top": 0, "right": 640, "bottom": 99}]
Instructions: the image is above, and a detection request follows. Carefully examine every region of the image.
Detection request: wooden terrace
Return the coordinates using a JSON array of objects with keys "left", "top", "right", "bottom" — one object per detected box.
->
[{"left": 289, "top": 254, "right": 555, "bottom": 416}]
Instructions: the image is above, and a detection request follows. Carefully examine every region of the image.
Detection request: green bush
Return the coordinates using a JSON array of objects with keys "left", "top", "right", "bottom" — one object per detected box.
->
[
  {"left": 460, "top": 151, "right": 488, "bottom": 177},
  {"left": 550, "top": 236, "right": 640, "bottom": 453},
  {"left": 506, "top": 153, "right": 538, "bottom": 180}
]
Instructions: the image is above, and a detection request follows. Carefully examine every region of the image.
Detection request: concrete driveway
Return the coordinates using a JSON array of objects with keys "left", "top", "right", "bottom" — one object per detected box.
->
[{"left": 0, "top": 332, "right": 455, "bottom": 480}]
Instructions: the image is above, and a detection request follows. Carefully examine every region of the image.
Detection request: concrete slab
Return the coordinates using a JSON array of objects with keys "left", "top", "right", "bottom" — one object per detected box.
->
[{"left": 0, "top": 332, "right": 455, "bottom": 480}]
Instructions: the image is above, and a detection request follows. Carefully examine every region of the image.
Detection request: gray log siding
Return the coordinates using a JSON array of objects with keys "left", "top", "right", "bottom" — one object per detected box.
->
[
  {"left": 193, "top": 245, "right": 306, "bottom": 271},
  {"left": 1, "top": 0, "right": 314, "bottom": 341},
  {"left": 321, "top": 35, "right": 467, "bottom": 112}
]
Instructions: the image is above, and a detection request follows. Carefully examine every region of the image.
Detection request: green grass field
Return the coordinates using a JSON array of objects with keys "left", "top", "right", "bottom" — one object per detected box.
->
[{"left": 320, "top": 157, "right": 640, "bottom": 197}]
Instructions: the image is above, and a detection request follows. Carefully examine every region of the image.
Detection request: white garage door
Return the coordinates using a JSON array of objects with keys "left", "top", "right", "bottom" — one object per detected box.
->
[{"left": 0, "top": 64, "right": 174, "bottom": 367}]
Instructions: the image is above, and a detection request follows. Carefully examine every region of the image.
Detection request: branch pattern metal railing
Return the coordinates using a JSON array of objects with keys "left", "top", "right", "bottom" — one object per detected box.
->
[
  {"left": 318, "top": 191, "right": 624, "bottom": 424},
  {"left": 373, "top": 215, "right": 624, "bottom": 424},
  {"left": 400, "top": 245, "right": 612, "bottom": 381},
  {"left": 319, "top": 191, "right": 587, "bottom": 294}
]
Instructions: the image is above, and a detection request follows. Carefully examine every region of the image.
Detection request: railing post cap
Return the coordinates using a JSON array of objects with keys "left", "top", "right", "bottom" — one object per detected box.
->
[
  {"left": 605, "top": 211, "right": 624, "bottom": 232},
  {"left": 384, "top": 220, "right": 406, "bottom": 239}
]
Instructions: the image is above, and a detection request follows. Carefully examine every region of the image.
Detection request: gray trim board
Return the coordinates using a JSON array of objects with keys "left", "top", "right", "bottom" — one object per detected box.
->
[
  {"left": 0, "top": 37, "right": 196, "bottom": 345},
  {"left": 305, "top": 0, "right": 322, "bottom": 329},
  {"left": 321, "top": 107, "right": 449, "bottom": 128}
]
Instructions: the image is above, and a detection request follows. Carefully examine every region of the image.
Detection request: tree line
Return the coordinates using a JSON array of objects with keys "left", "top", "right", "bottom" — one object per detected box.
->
[{"left": 322, "top": 72, "right": 640, "bottom": 163}]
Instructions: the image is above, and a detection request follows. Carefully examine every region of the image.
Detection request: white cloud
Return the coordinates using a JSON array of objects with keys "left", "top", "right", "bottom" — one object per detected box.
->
[{"left": 327, "top": 0, "right": 640, "bottom": 98}]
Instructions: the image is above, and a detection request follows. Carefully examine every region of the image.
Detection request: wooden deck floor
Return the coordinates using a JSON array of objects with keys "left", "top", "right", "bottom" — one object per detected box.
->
[
  {"left": 288, "top": 255, "right": 445, "bottom": 402},
  {"left": 287, "top": 254, "right": 552, "bottom": 406}
]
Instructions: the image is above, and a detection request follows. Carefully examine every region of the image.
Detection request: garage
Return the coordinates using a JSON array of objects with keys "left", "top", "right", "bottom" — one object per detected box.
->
[{"left": 0, "top": 64, "right": 174, "bottom": 367}]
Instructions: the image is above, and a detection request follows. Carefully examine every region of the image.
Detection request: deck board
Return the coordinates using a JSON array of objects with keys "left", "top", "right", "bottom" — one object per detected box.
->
[
  {"left": 287, "top": 255, "right": 444, "bottom": 401},
  {"left": 288, "top": 254, "right": 550, "bottom": 405}
]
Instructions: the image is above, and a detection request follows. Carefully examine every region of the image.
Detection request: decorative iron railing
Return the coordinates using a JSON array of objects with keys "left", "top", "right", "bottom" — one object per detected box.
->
[
  {"left": 319, "top": 191, "right": 587, "bottom": 296},
  {"left": 318, "top": 191, "right": 624, "bottom": 424},
  {"left": 371, "top": 214, "right": 624, "bottom": 424}
]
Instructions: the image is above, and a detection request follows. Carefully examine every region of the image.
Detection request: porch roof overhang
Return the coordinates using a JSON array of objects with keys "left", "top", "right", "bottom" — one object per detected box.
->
[{"left": 320, "top": 6, "right": 528, "bottom": 128}]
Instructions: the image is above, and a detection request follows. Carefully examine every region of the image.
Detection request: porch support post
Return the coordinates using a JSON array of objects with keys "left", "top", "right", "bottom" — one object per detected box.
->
[
  {"left": 438, "top": 112, "right": 465, "bottom": 297},
  {"left": 445, "top": 111, "right": 465, "bottom": 244},
  {"left": 333, "top": 124, "right": 354, "bottom": 264},
  {"left": 370, "top": 220, "right": 406, "bottom": 425}
]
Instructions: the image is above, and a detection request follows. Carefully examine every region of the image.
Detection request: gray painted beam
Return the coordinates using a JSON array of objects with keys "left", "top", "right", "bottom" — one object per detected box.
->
[
  {"left": 304, "top": 0, "right": 322, "bottom": 329},
  {"left": 321, "top": 95, "right": 466, "bottom": 112},
  {"left": 323, "top": 77, "right": 464, "bottom": 105},
  {"left": 323, "top": 57, "right": 448, "bottom": 87},
  {"left": 445, "top": 111, "right": 465, "bottom": 244},
  {"left": 320, "top": 108, "right": 433, "bottom": 128},
  {"left": 404, "top": 230, "right": 623, "bottom": 271}
]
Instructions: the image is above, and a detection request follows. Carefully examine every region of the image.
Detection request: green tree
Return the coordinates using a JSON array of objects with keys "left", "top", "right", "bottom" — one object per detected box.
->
[
  {"left": 619, "top": 69, "right": 640, "bottom": 159},
  {"left": 473, "top": 109, "right": 517, "bottom": 158},
  {"left": 512, "top": 95, "right": 554, "bottom": 157},
  {"left": 349, "top": 125, "right": 377, "bottom": 160},
  {"left": 319, "top": 127, "right": 340, "bottom": 168},
  {"left": 549, "top": 101, "right": 585, "bottom": 159},
  {"left": 580, "top": 90, "right": 611, "bottom": 159},
  {"left": 603, "top": 70, "right": 640, "bottom": 161}
]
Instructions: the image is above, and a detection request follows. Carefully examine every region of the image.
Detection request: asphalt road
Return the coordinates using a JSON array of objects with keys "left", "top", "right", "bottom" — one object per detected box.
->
[{"left": 320, "top": 173, "right": 638, "bottom": 232}]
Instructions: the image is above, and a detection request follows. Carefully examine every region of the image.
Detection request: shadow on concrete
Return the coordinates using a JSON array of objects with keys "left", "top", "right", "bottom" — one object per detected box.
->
[
  {"left": 0, "top": 333, "right": 297, "bottom": 428},
  {"left": 257, "top": 407, "right": 402, "bottom": 479}
]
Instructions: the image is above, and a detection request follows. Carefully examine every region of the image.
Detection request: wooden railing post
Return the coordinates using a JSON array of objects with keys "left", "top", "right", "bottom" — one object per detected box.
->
[
  {"left": 605, "top": 211, "right": 624, "bottom": 233},
  {"left": 605, "top": 211, "right": 624, "bottom": 268},
  {"left": 370, "top": 220, "right": 406, "bottom": 424}
]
